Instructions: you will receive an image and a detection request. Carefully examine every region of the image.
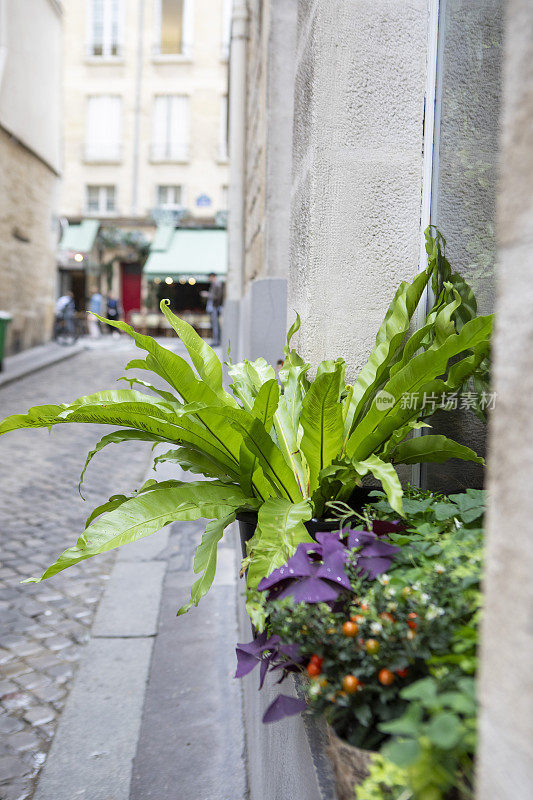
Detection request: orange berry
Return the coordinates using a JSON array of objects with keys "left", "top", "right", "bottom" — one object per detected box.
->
[
  {"left": 365, "top": 638, "right": 380, "bottom": 655},
  {"left": 406, "top": 629, "right": 417, "bottom": 640},
  {"left": 342, "top": 674, "right": 361, "bottom": 694},
  {"left": 378, "top": 669, "right": 395, "bottom": 686},
  {"left": 360, "top": 603, "right": 369, "bottom": 611},
  {"left": 326, "top": 627, "right": 337, "bottom": 635},
  {"left": 342, "top": 621, "right": 358, "bottom": 637},
  {"left": 310, "top": 654, "right": 323, "bottom": 667},
  {"left": 407, "top": 612, "right": 418, "bottom": 630},
  {"left": 307, "top": 662, "right": 321, "bottom": 677},
  {"left": 380, "top": 612, "right": 395, "bottom": 623}
]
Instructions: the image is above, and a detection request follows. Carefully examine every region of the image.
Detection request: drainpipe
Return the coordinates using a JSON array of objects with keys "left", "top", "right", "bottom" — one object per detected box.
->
[
  {"left": 412, "top": 0, "right": 440, "bottom": 487},
  {"left": 131, "top": 0, "right": 145, "bottom": 217},
  {"left": 225, "top": 0, "right": 248, "bottom": 357}
]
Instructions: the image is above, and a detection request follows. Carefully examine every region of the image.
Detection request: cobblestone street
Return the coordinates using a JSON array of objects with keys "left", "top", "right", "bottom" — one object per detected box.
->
[{"left": 0, "top": 344, "right": 153, "bottom": 800}]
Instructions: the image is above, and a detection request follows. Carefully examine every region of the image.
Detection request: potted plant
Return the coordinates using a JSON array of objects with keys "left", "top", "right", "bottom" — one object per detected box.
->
[
  {"left": 237, "top": 487, "right": 483, "bottom": 799},
  {"left": 0, "top": 229, "right": 490, "bottom": 628}
]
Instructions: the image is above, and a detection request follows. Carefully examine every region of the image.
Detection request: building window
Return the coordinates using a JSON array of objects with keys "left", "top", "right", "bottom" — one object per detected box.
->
[
  {"left": 156, "top": 185, "right": 183, "bottom": 206},
  {"left": 151, "top": 95, "right": 190, "bottom": 161},
  {"left": 87, "top": 0, "right": 123, "bottom": 57},
  {"left": 85, "top": 95, "right": 122, "bottom": 161},
  {"left": 154, "top": 0, "right": 194, "bottom": 57},
  {"left": 219, "top": 95, "right": 228, "bottom": 161},
  {"left": 86, "top": 185, "right": 117, "bottom": 214}
]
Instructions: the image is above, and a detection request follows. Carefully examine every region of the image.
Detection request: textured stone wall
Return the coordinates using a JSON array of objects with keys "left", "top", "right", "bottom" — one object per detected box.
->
[
  {"left": 243, "top": 0, "right": 269, "bottom": 286},
  {"left": 478, "top": 0, "right": 533, "bottom": 796},
  {"left": 288, "top": 0, "right": 429, "bottom": 378},
  {"left": 229, "top": 0, "right": 297, "bottom": 362},
  {"left": 0, "top": 128, "right": 58, "bottom": 354}
]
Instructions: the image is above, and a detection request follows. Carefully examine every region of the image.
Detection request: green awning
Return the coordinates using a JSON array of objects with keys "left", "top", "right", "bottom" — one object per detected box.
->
[
  {"left": 144, "top": 228, "right": 227, "bottom": 280},
  {"left": 59, "top": 219, "right": 100, "bottom": 253}
]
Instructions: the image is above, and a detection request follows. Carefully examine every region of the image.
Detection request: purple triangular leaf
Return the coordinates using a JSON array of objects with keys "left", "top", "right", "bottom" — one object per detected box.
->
[
  {"left": 277, "top": 575, "right": 341, "bottom": 603},
  {"left": 262, "top": 694, "right": 307, "bottom": 723}
]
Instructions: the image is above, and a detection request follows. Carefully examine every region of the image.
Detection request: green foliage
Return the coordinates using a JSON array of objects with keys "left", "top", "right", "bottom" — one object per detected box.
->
[
  {"left": 266, "top": 489, "right": 483, "bottom": 799},
  {"left": 0, "top": 229, "right": 491, "bottom": 616},
  {"left": 355, "top": 754, "right": 410, "bottom": 800}
]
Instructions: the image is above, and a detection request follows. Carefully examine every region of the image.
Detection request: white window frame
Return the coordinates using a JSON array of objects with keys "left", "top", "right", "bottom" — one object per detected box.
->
[
  {"left": 156, "top": 185, "right": 184, "bottom": 207},
  {"left": 153, "top": 0, "right": 194, "bottom": 58},
  {"left": 85, "top": 185, "right": 117, "bottom": 216},
  {"left": 86, "top": 0, "right": 125, "bottom": 59},
  {"left": 151, "top": 95, "right": 190, "bottom": 162},
  {"left": 84, "top": 95, "right": 123, "bottom": 162}
]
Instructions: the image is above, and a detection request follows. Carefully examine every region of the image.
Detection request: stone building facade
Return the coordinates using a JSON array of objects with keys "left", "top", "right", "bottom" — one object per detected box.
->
[
  {"left": 226, "top": 1, "right": 515, "bottom": 797},
  {"left": 61, "top": 0, "right": 230, "bottom": 225},
  {"left": 0, "top": 0, "right": 62, "bottom": 355}
]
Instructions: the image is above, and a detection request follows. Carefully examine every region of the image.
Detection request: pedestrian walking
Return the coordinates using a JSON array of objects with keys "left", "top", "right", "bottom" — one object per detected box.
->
[
  {"left": 87, "top": 289, "right": 103, "bottom": 338},
  {"left": 54, "top": 291, "right": 76, "bottom": 340},
  {"left": 106, "top": 293, "right": 123, "bottom": 338},
  {"left": 203, "top": 272, "right": 223, "bottom": 346}
]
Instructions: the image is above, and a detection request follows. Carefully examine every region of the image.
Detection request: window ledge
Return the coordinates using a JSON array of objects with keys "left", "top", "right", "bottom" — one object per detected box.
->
[
  {"left": 149, "top": 157, "right": 190, "bottom": 165},
  {"left": 83, "top": 158, "right": 123, "bottom": 165},
  {"left": 152, "top": 54, "right": 193, "bottom": 65},
  {"left": 85, "top": 56, "right": 125, "bottom": 66}
]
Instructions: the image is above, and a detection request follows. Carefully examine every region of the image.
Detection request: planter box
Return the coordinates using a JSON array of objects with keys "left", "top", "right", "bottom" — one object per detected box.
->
[
  {"left": 326, "top": 727, "right": 373, "bottom": 800},
  {"left": 235, "top": 536, "right": 338, "bottom": 800}
]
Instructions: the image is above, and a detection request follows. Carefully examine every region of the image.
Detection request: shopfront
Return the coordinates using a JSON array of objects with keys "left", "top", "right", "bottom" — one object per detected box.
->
[{"left": 142, "top": 226, "right": 227, "bottom": 337}]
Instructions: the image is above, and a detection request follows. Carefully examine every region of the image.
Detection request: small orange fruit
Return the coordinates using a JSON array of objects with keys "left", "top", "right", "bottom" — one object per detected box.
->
[
  {"left": 378, "top": 669, "right": 395, "bottom": 686},
  {"left": 342, "top": 621, "right": 358, "bottom": 637},
  {"left": 342, "top": 674, "right": 361, "bottom": 694}
]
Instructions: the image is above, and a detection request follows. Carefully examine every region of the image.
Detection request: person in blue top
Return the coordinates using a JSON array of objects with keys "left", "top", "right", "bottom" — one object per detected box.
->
[{"left": 88, "top": 290, "right": 103, "bottom": 338}]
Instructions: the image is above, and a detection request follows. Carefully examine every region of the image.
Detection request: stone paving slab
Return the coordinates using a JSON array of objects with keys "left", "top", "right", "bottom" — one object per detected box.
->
[
  {"left": 92, "top": 560, "right": 167, "bottom": 638},
  {"left": 32, "top": 637, "right": 153, "bottom": 800},
  {"left": 0, "top": 347, "right": 154, "bottom": 799},
  {"left": 129, "top": 524, "right": 247, "bottom": 800}
]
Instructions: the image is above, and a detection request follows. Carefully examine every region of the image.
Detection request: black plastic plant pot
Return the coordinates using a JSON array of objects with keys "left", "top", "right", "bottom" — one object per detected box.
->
[{"left": 236, "top": 485, "right": 381, "bottom": 559}]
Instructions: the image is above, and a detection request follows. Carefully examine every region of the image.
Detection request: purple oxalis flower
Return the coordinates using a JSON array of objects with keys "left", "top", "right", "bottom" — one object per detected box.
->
[
  {"left": 257, "top": 528, "right": 400, "bottom": 604},
  {"left": 235, "top": 632, "right": 303, "bottom": 689},
  {"left": 235, "top": 630, "right": 281, "bottom": 681}
]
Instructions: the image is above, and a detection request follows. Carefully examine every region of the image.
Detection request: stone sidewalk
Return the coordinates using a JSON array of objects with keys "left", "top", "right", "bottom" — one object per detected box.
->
[{"left": 0, "top": 339, "right": 247, "bottom": 800}]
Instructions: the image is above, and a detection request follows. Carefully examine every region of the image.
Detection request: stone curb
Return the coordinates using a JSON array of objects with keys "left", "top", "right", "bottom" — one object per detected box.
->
[
  {"left": 0, "top": 341, "right": 86, "bottom": 389},
  {"left": 32, "top": 463, "right": 174, "bottom": 800}
]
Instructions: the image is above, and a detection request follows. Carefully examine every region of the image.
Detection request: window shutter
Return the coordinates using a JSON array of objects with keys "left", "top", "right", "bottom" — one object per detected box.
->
[
  {"left": 152, "top": 96, "right": 167, "bottom": 159},
  {"left": 86, "top": 96, "right": 121, "bottom": 160},
  {"left": 169, "top": 96, "right": 189, "bottom": 160},
  {"left": 221, "top": 0, "right": 231, "bottom": 58}
]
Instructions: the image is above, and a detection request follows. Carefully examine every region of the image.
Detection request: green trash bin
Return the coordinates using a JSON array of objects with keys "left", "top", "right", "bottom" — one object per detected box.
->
[{"left": 0, "top": 312, "right": 12, "bottom": 372}]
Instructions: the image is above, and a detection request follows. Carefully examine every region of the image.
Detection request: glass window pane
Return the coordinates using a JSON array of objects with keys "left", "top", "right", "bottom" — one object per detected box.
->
[
  {"left": 86, "top": 186, "right": 99, "bottom": 211},
  {"left": 160, "top": 0, "right": 184, "bottom": 54},
  {"left": 424, "top": 0, "right": 504, "bottom": 491},
  {"left": 106, "top": 186, "right": 116, "bottom": 211},
  {"left": 91, "top": 0, "right": 104, "bottom": 55}
]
